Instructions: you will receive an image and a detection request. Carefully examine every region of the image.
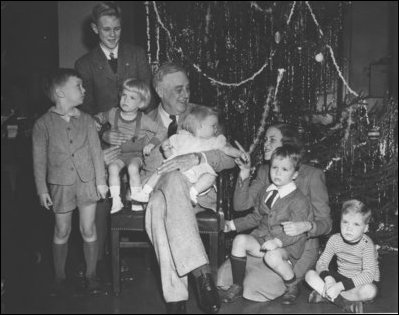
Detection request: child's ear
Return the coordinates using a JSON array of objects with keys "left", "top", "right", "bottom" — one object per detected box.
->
[
  {"left": 364, "top": 224, "right": 369, "bottom": 233},
  {"left": 292, "top": 171, "right": 299, "bottom": 180},
  {"left": 91, "top": 22, "right": 99, "bottom": 35},
  {"left": 55, "top": 87, "right": 65, "bottom": 99}
]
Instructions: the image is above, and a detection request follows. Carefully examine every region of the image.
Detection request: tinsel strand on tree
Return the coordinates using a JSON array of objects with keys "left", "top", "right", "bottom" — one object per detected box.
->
[{"left": 146, "top": 1, "right": 398, "bottom": 250}]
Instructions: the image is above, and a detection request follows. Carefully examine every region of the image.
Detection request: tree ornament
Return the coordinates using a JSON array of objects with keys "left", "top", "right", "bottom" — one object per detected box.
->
[
  {"left": 368, "top": 126, "right": 380, "bottom": 141},
  {"left": 315, "top": 52, "right": 324, "bottom": 62},
  {"left": 274, "top": 31, "right": 281, "bottom": 44}
]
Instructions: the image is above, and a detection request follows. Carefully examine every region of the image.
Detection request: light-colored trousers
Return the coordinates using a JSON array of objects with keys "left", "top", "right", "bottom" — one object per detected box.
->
[
  {"left": 217, "top": 238, "right": 319, "bottom": 302},
  {"left": 145, "top": 171, "right": 209, "bottom": 302}
]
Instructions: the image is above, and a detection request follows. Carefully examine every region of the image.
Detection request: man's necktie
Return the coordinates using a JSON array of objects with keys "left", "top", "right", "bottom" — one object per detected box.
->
[
  {"left": 265, "top": 190, "right": 278, "bottom": 209},
  {"left": 109, "top": 52, "right": 117, "bottom": 73},
  {"left": 168, "top": 115, "right": 178, "bottom": 137}
]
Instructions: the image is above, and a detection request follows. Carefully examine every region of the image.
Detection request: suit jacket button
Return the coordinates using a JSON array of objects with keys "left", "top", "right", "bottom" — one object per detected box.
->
[{"left": 70, "top": 167, "right": 74, "bottom": 171}]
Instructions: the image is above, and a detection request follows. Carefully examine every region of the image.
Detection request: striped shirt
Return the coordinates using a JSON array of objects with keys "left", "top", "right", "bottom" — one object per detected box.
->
[{"left": 316, "top": 233, "right": 380, "bottom": 290}]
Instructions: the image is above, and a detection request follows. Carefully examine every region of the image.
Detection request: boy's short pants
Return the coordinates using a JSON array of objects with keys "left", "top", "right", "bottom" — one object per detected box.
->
[
  {"left": 321, "top": 270, "right": 380, "bottom": 293},
  {"left": 49, "top": 178, "right": 100, "bottom": 213}
]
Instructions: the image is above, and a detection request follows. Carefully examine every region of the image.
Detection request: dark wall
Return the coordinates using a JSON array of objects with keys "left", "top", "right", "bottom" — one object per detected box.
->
[
  {"left": 1, "top": 1, "right": 58, "bottom": 116},
  {"left": 344, "top": 1, "right": 397, "bottom": 99}
]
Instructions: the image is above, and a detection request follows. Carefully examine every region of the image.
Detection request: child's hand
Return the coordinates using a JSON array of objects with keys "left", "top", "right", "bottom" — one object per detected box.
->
[
  {"left": 39, "top": 193, "right": 53, "bottom": 210},
  {"left": 143, "top": 143, "right": 155, "bottom": 156},
  {"left": 94, "top": 120, "right": 102, "bottom": 132},
  {"left": 224, "top": 220, "right": 236, "bottom": 233},
  {"left": 97, "top": 185, "right": 109, "bottom": 199},
  {"left": 161, "top": 140, "right": 172, "bottom": 152},
  {"left": 261, "top": 238, "right": 281, "bottom": 251},
  {"left": 325, "top": 282, "right": 344, "bottom": 301}
]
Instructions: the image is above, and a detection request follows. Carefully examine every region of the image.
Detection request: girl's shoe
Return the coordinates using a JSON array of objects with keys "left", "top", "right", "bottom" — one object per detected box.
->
[{"left": 110, "top": 198, "right": 124, "bottom": 214}]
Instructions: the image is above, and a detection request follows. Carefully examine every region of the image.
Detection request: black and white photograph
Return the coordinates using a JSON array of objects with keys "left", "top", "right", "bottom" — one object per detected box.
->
[{"left": 1, "top": 1, "right": 398, "bottom": 314}]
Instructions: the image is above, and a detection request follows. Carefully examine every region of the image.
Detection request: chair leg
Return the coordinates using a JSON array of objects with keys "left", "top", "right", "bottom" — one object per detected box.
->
[
  {"left": 208, "top": 232, "right": 218, "bottom": 280},
  {"left": 111, "top": 230, "right": 120, "bottom": 296},
  {"left": 218, "top": 231, "right": 225, "bottom": 265}
]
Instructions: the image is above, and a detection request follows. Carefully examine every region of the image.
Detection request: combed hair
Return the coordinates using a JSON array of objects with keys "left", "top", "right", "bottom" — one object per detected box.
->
[
  {"left": 272, "top": 124, "right": 304, "bottom": 155},
  {"left": 270, "top": 144, "right": 302, "bottom": 171},
  {"left": 153, "top": 62, "right": 187, "bottom": 90},
  {"left": 92, "top": 1, "right": 121, "bottom": 24},
  {"left": 342, "top": 199, "right": 372, "bottom": 224},
  {"left": 121, "top": 78, "right": 151, "bottom": 109},
  {"left": 43, "top": 68, "right": 81, "bottom": 103},
  {"left": 179, "top": 105, "right": 218, "bottom": 135}
]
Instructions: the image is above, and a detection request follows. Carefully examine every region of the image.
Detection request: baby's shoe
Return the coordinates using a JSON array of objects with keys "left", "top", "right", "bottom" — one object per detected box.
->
[
  {"left": 189, "top": 186, "right": 199, "bottom": 205},
  {"left": 130, "top": 186, "right": 150, "bottom": 203},
  {"left": 110, "top": 197, "right": 124, "bottom": 214}
]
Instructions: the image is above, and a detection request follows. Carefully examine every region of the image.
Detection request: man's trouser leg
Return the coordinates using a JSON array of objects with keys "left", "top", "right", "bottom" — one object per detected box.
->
[{"left": 145, "top": 171, "right": 208, "bottom": 302}]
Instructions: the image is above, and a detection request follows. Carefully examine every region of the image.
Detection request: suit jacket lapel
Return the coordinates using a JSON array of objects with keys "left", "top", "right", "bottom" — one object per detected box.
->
[
  {"left": 117, "top": 43, "right": 132, "bottom": 79},
  {"left": 92, "top": 45, "right": 116, "bottom": 80}
]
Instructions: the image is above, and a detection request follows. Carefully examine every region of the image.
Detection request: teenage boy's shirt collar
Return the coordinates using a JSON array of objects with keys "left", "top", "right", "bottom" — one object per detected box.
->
[
  {"left": 266, "top": 182, "right": 297, "bottom": 198},
  {"left": 100, "top": 43, "right": 119, "bottom": 60}
]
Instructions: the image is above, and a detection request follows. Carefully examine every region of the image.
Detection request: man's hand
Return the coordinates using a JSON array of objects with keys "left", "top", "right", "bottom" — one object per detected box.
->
[
  {"left": 157, "top": 153, "right": 199, "bottom": 174},
  {"left": 97, "top": 185, "right": 109, "bottom": 199},
  {"left": 94, "top": 120, "right": 102, "bottom": 132},
  {"left": 39, "top": 193, "right": 53, "bottom": 210},
  {"left": 281, "top": 221, "right": 311, "bottom": 236},
  {"left": 261, "top": 238, "right": 282, "bottom": 251},
  {"left": 103, "top": 146, "right": 121, "bottom": 166},
  {"left": 102, "top": 130, "right": 131, "bottom": 146},
  {"left": 143, "top": 143, "right": 155, "bottom": 156}
]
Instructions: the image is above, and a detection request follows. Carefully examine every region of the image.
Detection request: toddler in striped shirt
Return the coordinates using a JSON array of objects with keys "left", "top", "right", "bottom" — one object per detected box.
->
[{"left": 305, "top": 199, "right": 379, "bottom": 313}]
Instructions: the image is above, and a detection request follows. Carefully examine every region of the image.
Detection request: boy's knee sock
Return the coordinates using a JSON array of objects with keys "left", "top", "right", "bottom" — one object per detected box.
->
[
  {"left": 83, "top": 240, "right": 98, "bottom": 278},
  {"left": 231, "top": 255, "right": 247, "bottom": 287},
  {"left": 53, "top": 242, "right": 68, "bottom": 280},
  {"left": 110, "top": 186, "right": 120, "bottom": 198}
]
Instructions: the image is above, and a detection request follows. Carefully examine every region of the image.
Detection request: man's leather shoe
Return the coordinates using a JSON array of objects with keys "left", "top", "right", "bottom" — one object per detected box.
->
[
  {"left": 281, "top": 283, "right": 299, "bottom": 305},
  {"left": 194, "top": 273, "right": 220, "bottom": 314},
  {"left": 166, "top": 301, "right": 187, "bottom": 314}
]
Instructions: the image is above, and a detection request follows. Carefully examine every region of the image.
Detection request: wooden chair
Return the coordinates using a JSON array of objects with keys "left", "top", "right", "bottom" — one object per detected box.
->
[{"left": 110, "top": 172, "right": 230, "bottom": 296}]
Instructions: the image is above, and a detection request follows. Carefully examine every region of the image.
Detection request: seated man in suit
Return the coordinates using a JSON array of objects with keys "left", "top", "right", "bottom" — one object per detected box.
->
[{"left": 135, "top": 63, "right": 235, "bottom": 314}]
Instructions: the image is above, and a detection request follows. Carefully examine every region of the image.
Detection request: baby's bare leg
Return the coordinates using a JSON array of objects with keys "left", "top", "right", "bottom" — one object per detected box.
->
[
  {"left": 264, "top": 248, "right": 294, "bottom": 281},
  {"left": 145, "top": 172, "right": 162, "bottom": 190},
  {"left": 192, "top": 173, "right": 216, "bottom": 194}
]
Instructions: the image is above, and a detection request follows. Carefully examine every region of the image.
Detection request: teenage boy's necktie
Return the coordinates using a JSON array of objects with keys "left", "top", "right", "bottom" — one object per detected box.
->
[{"left": 109, "top": 52, "right": 117, "bottom": 73}]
